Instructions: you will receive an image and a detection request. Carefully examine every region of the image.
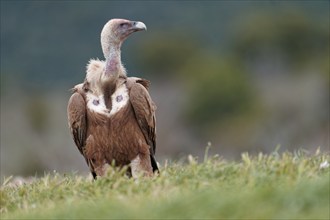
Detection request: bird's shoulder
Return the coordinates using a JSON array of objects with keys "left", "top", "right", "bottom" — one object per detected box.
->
[{"left": 125, "top": 76, "right": 151, "bottom": 91}]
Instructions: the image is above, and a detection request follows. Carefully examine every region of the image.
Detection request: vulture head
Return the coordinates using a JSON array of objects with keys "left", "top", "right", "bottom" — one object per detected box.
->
[
  {"left": 101, "top": 18, "right": 147, "bottom": 59},
  {"left": 98, "top": 19, "right": 147, "bottom": 87}
]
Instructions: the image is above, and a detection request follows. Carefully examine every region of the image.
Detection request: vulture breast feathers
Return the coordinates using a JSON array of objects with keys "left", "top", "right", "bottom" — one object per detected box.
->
[{"left": 67, "top": 19, "right": 158, "bottom": 179}]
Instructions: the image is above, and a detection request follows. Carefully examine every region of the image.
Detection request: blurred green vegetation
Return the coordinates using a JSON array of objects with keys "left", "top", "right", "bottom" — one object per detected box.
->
[
  {"left": 181, "top": 55, "right": 254, "bottom": 130},
  {"left": 231, "top": 11, "right": 329, "bottom": 73}
]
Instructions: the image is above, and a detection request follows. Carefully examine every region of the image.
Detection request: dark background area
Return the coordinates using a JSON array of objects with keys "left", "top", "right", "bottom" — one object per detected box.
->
[{"left": 1, "top": 0, "right": 329, "bottom": 178}]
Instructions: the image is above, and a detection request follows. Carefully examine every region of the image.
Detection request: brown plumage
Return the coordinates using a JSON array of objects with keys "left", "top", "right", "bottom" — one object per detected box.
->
[{"left": 67, "top": 19, "right": 158, "bottom": 179}]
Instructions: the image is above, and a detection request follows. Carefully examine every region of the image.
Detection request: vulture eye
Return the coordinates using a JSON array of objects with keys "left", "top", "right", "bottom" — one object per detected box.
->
[{"left": 119, "top": 23, "right": 129, "bottom": 28}]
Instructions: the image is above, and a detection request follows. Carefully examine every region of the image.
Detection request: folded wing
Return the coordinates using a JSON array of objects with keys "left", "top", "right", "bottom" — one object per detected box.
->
[
  {"left": 129, "top": 79, "right": 158, "bottom": 172},
  {"left": 67, "top": 92, "right": 87, "bottom": 156}
]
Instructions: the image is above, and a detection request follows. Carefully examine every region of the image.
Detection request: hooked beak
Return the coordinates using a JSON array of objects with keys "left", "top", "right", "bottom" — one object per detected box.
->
[{"left": 131, "top": 21, "right": 147, "bottom": 31}]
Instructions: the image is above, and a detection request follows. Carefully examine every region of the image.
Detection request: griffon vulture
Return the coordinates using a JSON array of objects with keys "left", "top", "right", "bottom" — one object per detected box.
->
[{"left": 67, "top": 19, "right": 158, "bottom": 179}]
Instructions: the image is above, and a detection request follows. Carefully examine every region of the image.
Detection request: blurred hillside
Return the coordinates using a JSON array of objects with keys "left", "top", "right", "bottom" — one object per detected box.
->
[{"left": 1, "top": 1, "right": 329, "bottom": 177}]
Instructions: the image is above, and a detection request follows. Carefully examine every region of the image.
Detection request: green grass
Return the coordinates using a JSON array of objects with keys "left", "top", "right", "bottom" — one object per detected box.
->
[{"left": 1, "top": 150, "right": 329, "bottom": 219}]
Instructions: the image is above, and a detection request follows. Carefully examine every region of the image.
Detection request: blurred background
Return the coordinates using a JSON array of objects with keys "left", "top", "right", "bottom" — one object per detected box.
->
[{"left": 1, "top": 1, "right": 329, "bottom": 178}]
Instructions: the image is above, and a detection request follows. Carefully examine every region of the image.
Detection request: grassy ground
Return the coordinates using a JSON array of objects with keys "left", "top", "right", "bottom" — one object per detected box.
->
[{"left": 1, "top": 149, "right": 329, "bottom": 219}]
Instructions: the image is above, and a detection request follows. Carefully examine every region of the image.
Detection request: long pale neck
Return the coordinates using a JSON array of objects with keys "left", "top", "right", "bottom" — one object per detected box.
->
[{"left": 104, "top": 43, "right": 126, "bottom": 77}]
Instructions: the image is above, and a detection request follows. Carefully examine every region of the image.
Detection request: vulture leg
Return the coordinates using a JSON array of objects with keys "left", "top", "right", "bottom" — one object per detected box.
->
[
  {"left": 130, "top": 153, "right": 153, "bottom": 178},
  {"left": 87, "top": 158, "right": 97, "bottom": 180},
  {"left": 85, "top": 135, "right": 109, "bottom": 178},
  {"left": 94, "top": 163, "right": 110, "bottom": 177}
]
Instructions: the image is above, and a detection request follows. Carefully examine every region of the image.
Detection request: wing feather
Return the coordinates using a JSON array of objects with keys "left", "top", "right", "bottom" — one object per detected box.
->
[
  {"left": 67, "top": 92, "right": 87, "bottom": 155},
  {"left": 129, "top": 80, "right": 158, "bottom": 172}
]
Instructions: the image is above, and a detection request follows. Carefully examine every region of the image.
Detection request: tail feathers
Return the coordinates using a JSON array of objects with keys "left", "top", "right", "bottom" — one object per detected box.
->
[
  {"left": 92, "top": 171, "right": 97, "bottom": 180},
  {"left": 150, "top": 154, "right": 159, "bottom": 173}
]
